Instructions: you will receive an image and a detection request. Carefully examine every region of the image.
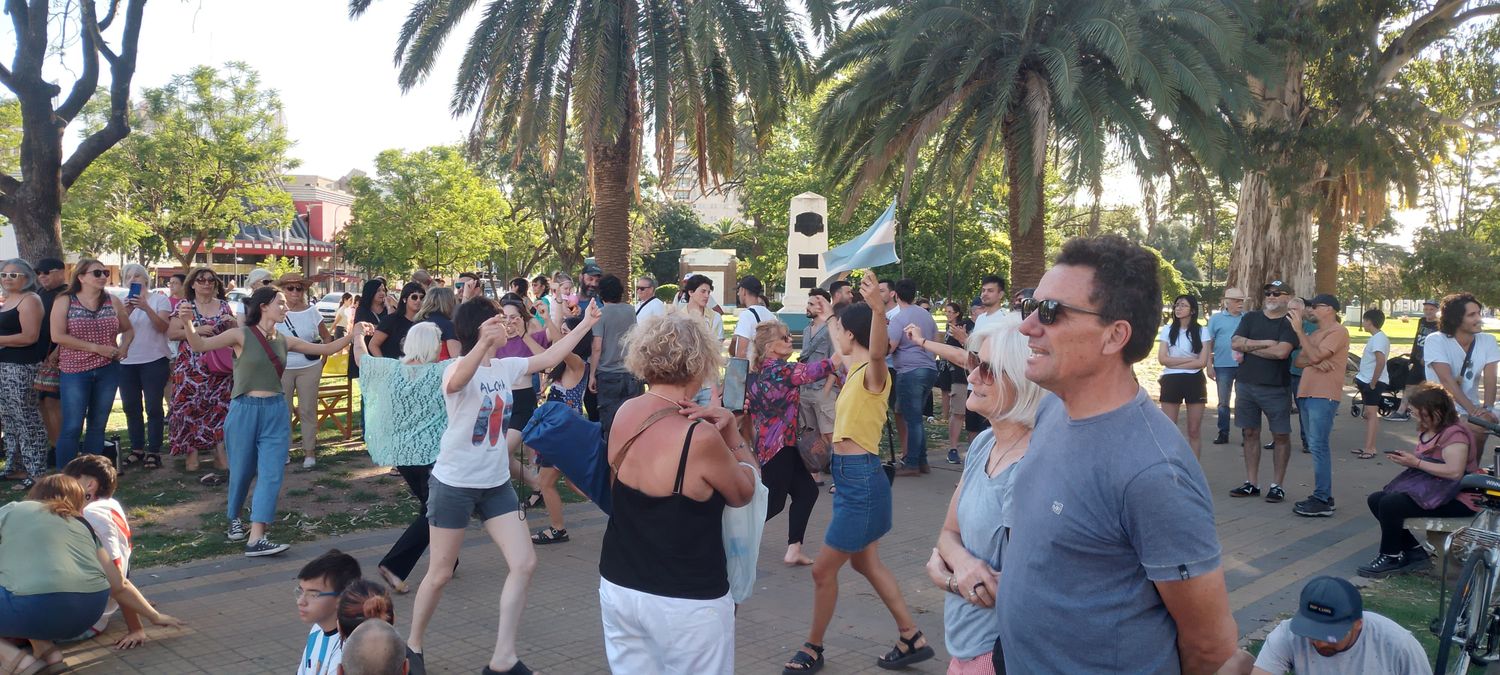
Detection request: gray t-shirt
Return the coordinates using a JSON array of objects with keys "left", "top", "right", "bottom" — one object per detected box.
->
[
  {"left": 1253, "top": 612, "right": 1431, "bottom": 675},
  {"left": 995, "top": 390, "right": 1221, "bottom": 674},
  {"left": 591, "top": 303, "right": 637, "bottom": 373},
  {"left": 943, "top": 429, "right": 1017, "bottom": 659}
]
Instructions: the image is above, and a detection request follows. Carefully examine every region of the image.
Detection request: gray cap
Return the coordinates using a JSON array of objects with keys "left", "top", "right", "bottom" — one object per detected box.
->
[{"left": 1289, "top": 576, "right": 1362, "bottom": 643}]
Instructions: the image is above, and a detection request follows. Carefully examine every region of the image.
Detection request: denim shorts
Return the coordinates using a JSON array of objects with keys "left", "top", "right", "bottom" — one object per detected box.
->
[
  {"left": 824, "top": 452, "right": 893, "bottom": 552},
  {"left": 427, "top": 477, "right": 520, "bottom": 529},
  {"left": 0, "top": 585, "right": 108, "bottom": 640}
]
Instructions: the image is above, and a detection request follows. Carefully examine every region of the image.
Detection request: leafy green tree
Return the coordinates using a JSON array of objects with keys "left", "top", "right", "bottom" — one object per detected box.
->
[
  {"left": 67, "top": 64, "right": 297, "bottom": 269},
  {"left": 0, "top": 0, "right": 149, "bottom": 260},
  {"left": 482, "top": 142, "right": 593, "bottom": 276},
  {"left": 351, "top": 0, "right": 832, "bottom": 277},
  {"left": 639, "top": 201, "right": 714, "bottom": 285},
  {"left": 339, "top": 146, "right": 511, "bottom": 278},
  {"left": 813, "top": 0, "right": 1253, "bottom": 289},
  {"left": 256, "top": 255, "right": 303, "bottom": 280}
]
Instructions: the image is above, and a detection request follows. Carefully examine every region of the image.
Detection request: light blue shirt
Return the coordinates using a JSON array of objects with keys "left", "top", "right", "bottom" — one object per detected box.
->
[
  {"left": 943, "top": 429, "right": 1014, "bottom": 659},
  {"left": 1206, "top": 310, "right": 1244, "bottom": 369}
]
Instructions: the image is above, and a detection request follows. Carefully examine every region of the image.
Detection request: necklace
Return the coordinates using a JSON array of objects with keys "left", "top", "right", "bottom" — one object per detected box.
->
[
  {"left": 645, "top": 390, "right": 686, "bottom": 408},
  {"left": 985, "top": 426, "right": 1029, "bottom": 477}
]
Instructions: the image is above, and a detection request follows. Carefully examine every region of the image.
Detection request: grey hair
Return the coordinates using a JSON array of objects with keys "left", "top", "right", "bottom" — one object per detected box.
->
[
  {"left": 120, "top": 263, "right": 149, "bottom": 283},
  {"left": 246, "top": 268, "right": 273, "bottom": 287},
  {"left": 968, "top": 313, "right": 1043, "bottom": 429},
  {"left": 0, "top": 259, "right": 37, "bottom": 293},
  {"left": 637, "top": 275, "right": 657, "bottom": 288},
  {"left": 401, "top": 321, "right": 442, "bottom": 365}
]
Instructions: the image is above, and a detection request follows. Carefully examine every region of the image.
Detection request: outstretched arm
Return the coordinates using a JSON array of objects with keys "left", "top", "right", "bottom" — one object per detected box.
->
[{"left": 860, "top": 271, "right": 889, "bottom": 394}]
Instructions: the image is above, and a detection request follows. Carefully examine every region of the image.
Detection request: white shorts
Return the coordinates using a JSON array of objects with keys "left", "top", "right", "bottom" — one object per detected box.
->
[{"left": 599, "top": 577, "right": 734, "bottom": 674}]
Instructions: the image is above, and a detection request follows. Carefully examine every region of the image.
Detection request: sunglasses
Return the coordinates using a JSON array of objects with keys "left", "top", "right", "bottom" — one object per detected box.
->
[
  {"left": 779, "top": 334, "right": 794, "bottom": 343},
  {"left": 1264, "top": 290, "right": 1287, "bottom": 297},
  {"left": 84, "top": 269, "right": 109, "bottom": 278},
  {"left": 636, "top": 286, "right": 652, "bottom": 291},
  {"left": 1020, "top": 297, "right": 1104, "bottom": 325},
  {"left": 0, "top": 272, "right": 23, "bottom": 280},
  {"left": 283, "top": 287, "right": 304, "bottom": 293},
  {"left": 260, "top": 280, "right": 275, "bottom": 287},
  {"left": 408, "top": 293, "right": 424, "bottom": 301},
  {"left": 966, "top": 349, "right": 995, "bottom": 380},
  {"left": 194, "top": 276, "right": 218, "bottom": 284}
]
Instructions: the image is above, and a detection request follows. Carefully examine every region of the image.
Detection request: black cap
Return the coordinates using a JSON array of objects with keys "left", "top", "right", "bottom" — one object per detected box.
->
[
  {"left": 1424, "top": 299, "right": 1440, "bottom": 307},
  {"left": 1290, "top": 576, "right": 1362, "bottom": 643},
  {"left": 1309, "top": 293, "right": 1342, "bottom": 312},
  {"left": 581, "top": 263, "right": 602, "bottom": 276},
  {"left": 737, "top": 275, "right": 765, "bottom": 297},
  {"left": 1263, "top": 280, "right": 1291, "bottom": 293},
  {"left": 34, "top": 257, "right": 64, "bottom": 273}
]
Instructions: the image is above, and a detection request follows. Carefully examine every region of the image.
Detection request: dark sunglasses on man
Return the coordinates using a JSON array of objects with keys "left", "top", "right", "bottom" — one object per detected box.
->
[{"left": 1020, "top": 297, "right": 1104, "bottom": 325}]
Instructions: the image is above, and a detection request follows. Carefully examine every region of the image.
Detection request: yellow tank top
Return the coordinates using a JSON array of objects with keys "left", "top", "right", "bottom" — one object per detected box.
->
[{"left": 832, "top": 361, "right": 891, "bottom": 454}]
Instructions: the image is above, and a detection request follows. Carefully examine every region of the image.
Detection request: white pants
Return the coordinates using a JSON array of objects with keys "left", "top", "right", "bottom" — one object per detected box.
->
[{"left": 599, "top": 577, "right": 734, "bottom": 674}]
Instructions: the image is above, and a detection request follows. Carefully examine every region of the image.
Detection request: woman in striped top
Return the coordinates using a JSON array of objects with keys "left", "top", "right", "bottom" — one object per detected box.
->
[{"left": 50, "top": 259, "right": 133, "bottom": 469}]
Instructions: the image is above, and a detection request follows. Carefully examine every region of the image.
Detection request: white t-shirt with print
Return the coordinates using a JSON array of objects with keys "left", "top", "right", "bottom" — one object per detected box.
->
[
  {"left": 1425, "top": 332, "right": 1500, "bottom": 415},
  {"left": 1357, "top": 331, "right": 1391, "bottom": 385},
  {"left": 83, "top": 498, "right": 131, "bottom": 631},
  {"left": 733, "top": 305, "right": 782, "bottom": 360},
  {"left": 432, "top": 357, "right": 530, "bottom": 489},
  {"left": 1157, "top": 324, "right": 1210, "bottom": 375}
]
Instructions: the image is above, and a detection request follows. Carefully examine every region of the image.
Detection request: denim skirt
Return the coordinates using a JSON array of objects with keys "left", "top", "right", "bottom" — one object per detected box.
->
[{"left": 824, "top": 452, "right": 893, "bottom": 552}]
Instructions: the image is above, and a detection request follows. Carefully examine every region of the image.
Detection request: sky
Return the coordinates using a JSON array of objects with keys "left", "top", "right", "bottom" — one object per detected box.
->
[{"left": 95, "top": 0, "right": 480, "bottom": 178}]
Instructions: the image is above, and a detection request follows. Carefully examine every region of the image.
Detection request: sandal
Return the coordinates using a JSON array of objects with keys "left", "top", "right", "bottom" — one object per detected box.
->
[
  {"left": 522, "top": 492, "right": 544, "bottom": 510},
  {"left": 782, "top": 642, "right": 825, "bottom": 674},
  {"left": 531, "top": 527, "right": 569, "bottom": 545},
  {"left": 13, "top": 477, "right": 33, "bottom": 492},
  {"left": 121, "top": 450, "right": 147, "bottom": 468},
  {"left": 199, "top": 472, "right": 225, "bottom": 486},
  {"left": 877, "top": 630, "right": 934, "bottom": 670},
  {"left": 481, "top": 660, "right": 532, "bottom": 675},
  {"left": 1356, "top": 451, "right": 1378, "bottom": 459},
  {"left": 143, "top": 453, "right": 162, "bottom": 470},
  {"left": 378, "top": 565, "right": 409, "bottom": 594}
]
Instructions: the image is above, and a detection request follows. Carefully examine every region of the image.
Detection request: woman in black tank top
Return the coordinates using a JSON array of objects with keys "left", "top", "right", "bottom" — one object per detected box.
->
[
  {"left": 599, "top": 312, "right": 759, "bottom": 673},
  {"left": 0, "top": 259, "right": 48, "bottom": 486}
]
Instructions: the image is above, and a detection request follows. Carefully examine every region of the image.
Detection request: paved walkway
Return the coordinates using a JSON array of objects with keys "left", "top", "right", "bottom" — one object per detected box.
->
[{"left": 57, "top": 390, "right": 1432, "bottom": 674}]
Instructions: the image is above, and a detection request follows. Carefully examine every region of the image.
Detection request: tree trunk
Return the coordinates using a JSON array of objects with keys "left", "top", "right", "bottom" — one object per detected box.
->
[
  {"left": 5, "top": 188, "right": 66, "bottom": 261},
  {"left": 592, "top": 135, "right": 632, "bottom": 276},
  {"left": 1227, "top": 52, "right": 1316, "bottom": 306},
  {"left": 1004, "top": 118, "right": 1046, "bottom": 290},
  {"left": 1313, "top": 206, "right": 1342, "bottom": 294}
]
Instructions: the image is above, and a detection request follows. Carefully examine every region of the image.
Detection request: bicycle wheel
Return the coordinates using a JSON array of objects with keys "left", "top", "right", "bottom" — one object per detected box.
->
[{"left": 1438, "top": 553, "right": 1494, "bottom": 674}]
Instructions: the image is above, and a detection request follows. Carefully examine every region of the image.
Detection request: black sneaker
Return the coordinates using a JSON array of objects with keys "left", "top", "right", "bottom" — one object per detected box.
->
[
  {"left": 244, "top": 538, "right": 290, "bottom": 558},
  {"left": 946, "top": 448, "right": 961, "bottom": 464},
  {"left": 1358, "top": 553, "right": 1409, "bottom": 578},
  {"left": 1386, "top": 411, "right": 1412, "bottom": 422},
  {"left": 1228, "top": 482, "right": 1260, "bottom": 498},
  {"left": 1293, "top": 497, "right": 1335, "bottom": 517},
  {"left": 1265, "top": 485, "right": 1286, "bottom": 503},
  {"left": 1262, "top": 441, "right": 1275, "bottom": 450},
  {"left": 1212, "top": 432, "right": 1229, "bottom": 445},
  {"left": 227, "top": 518, "right": 246, "bottom": 542}
]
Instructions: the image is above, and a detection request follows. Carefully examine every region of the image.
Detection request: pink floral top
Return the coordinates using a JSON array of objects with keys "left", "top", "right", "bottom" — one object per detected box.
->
[{"left": 747, "top": 357, "right": 834, "bottom": 464}]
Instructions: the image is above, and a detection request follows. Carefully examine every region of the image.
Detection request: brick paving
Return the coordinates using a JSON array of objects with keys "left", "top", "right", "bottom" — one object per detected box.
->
[{"left": 54, "top": 388, "right": 1436, "bottom": 673}]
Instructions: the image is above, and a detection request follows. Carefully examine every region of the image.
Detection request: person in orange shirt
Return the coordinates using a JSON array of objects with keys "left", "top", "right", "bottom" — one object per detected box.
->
[{"left": 1289, "top": 294, "right": 1351, "bottom": 517}]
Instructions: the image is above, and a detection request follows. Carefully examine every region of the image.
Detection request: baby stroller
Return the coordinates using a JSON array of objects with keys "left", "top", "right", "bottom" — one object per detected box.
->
[{"left": 1350, "top": 354, "right": 1408, "bottom": 418}]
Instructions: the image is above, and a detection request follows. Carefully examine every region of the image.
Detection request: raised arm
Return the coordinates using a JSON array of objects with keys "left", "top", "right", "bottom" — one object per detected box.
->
[
  {"left": 860, "top": 271, "right": 889, "bottom": 394},
  {"left": 525, "top": 302, "right": 603, "bottom": 376},
  {"left": 446, "top": 317, "right": 507, "bottom": 394},
  {"left": 287, "top": 326, "right": 358, "bottom": 356},
  {"left": 907, "top": 323, "right": 969, "bottom": 368},
  {"left": 350, "top": 322, "right": 374, "bottom": 367}
]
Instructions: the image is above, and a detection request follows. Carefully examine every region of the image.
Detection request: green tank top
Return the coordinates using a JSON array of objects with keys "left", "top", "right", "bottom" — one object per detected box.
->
[{"left": 232, "top": 326, "right": 288, "bottom": 398}]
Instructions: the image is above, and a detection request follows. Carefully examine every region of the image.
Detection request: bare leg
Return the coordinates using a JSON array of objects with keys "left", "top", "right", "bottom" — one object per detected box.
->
[
  {"left": 784, "top": 542, "right": 814, "bottom": 566},
  {"left": 481, "top": 513, "right": 537, "bottom": 672},
  {"left": 1242, "top": 427, "right": 1262, "bottom": 485},
  {"left": 1362, "top": 406, "right": 1380, "bottom": 453},
  {"left": 1185, "top": 403, "right": 1205, "bottom": 459},
  {"left": 211, "top": 441, "right": 227, "bottom": 471},
  {"left": 40, "top": 396, "right": 60, "bottom": 448},
  {"left": 849, "top": 542, "right": 925, "bottom": 642},
  {"left": 538, "top": 466, "right": 566, "bottom": 531},
  {"left": 790, "top": 545, "right": 852, "bottom": 665},
  {"left": 408, "top": 525, "right": 465, "bottom": 653},
  {"left": 947, "top": 389, "right": 967, "bottom": 450},
  {"left": 1271, "top": 432, "right": 1292, "bottom": 485},
  {"left": 0, "top": 639, "right": 41, "bottom": 675},
  {"left": 893, "top": 412, "right": 908, "bottom": 458},
  {"left": 1160, "top": 402, "right": 1181, "bottom": 427}
]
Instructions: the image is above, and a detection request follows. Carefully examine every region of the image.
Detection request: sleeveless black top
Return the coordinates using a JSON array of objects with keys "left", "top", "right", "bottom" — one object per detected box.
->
[
  {"left": 0, "top": 296, "right": 45, "bottom": 364},
  {"left": 599, "top": 421, "right": 729, "bottom": 600}
]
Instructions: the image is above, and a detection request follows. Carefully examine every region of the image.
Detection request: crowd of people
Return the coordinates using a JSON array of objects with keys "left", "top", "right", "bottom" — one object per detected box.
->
[{"left": 0, "top": 235, "right": 1485, "bottom": 674}]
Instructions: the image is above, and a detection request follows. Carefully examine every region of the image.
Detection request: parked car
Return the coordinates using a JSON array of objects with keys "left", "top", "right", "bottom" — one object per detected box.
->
[
  {"left": 225, "top": 287, "right": 250, "bottom": 318},
  {"left": 315, "top": 293, "right": 343, "bottom": 323}
]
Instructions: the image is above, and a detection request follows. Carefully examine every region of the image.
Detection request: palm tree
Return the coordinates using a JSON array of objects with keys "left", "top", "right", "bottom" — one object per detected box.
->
[
  {"left": 350, "top": 0, "right": 837, "bottom": 276},
  {"left": 814, "top": 0, "right": 1255, "bottom": 289}
]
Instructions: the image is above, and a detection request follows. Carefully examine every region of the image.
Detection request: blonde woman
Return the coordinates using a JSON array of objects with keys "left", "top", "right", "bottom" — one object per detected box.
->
[{"left": 415, "top": 286, "right": 461, "bottom": 360}]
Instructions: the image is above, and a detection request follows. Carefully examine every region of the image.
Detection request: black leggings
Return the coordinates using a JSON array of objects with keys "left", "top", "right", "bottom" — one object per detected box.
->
[
  {"left": 1367, "top": 490, "right": 1474, "bottom": 554},
  {"left": 763, "top": 447, "right": 819, "bottom": 545}
]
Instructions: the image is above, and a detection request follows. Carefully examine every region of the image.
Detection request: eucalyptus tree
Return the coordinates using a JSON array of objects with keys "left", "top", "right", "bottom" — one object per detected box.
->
[
  {"left": 350, "top": 0, "right": 836, "bottom": 275},
  {"left": 813, "top": 0, "right": 1255, "bottom": 288}
]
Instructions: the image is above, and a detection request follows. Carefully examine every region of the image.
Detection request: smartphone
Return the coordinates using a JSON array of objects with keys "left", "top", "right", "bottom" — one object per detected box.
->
[
  {"left": 455, "top": 280, "right": 465, "bottom": 292},
  {"left": 127, "top": 281, "right": 142, "bottom": 299},
  {"left": 721, "top": 357, "right": 750, "bottom": 413}
]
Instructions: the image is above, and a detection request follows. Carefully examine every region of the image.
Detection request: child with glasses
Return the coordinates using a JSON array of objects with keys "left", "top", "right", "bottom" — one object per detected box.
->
[{"left": 295, "top": 549, "right": 363, "bottom": 675}]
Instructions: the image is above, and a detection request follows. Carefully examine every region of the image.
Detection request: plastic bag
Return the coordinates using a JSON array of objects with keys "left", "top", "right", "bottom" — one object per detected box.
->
[{"left": 722, "top": 462, "right": 769, "bottom": 603}]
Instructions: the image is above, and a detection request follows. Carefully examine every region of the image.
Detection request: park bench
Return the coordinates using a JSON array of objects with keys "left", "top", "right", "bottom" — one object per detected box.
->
[
  {"left": 289, "top": 351, "right": 356, "bottom": 443},
  {"left": 1407, "top": 515, "right": 1477, "bottom": 569}
]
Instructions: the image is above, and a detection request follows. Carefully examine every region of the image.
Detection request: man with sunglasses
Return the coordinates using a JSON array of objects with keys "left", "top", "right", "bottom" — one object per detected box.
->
[
  {"left": 998, "top": 236, "right": 1247, "bottom": 675},
  {"left": 633, "top": 276, "right": 665, "bottom": 321},
  {"left": 1227, "top": 280, "right": 1301, "bottom": 503},
  {"left": 1424, "top": 293, "right": 1500, "bottom": 430}
]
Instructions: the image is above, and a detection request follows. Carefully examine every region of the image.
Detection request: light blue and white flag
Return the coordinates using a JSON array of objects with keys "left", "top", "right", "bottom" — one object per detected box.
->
[{"left": 821, "top": 199, "right": 899, "bottom": 286}]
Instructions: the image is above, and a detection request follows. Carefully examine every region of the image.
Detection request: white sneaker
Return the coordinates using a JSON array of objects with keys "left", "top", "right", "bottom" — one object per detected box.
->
[{"left": 302, "top": 457, "right": 316, "bottom": 470}]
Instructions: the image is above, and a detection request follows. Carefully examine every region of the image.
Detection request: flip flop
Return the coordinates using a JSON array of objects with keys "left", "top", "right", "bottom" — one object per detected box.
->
[
  {"left": 199, "top": 472, "right": 225, "bottom": 486},
  {"left": 1356, "top": 451, "right": 1377, "bottom": 459}
]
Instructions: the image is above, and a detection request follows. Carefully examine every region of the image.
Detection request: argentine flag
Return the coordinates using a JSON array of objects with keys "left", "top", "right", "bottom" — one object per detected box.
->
[{"left": 821, "top": 199, "right": 899, "bottom": 286}]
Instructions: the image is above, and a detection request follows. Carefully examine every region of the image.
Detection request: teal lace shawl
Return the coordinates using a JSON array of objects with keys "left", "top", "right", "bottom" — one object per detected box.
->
[{"left": 359, "top": 356, "right": 450, "bottom": 467}]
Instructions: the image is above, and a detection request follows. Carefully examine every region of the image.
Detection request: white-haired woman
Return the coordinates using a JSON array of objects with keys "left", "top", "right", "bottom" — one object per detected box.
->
[
  {"left": 117, "top": 264, "right": 174, "bottom": 470},
  {"left": 0, "top": 259, "right": 47, "bottom": 488},
  {"left": 351, "top": 321, "right": 451, "bottom": 594},
  {"left": 910, "top": 315, "right": 1042, "bottom": 673}
]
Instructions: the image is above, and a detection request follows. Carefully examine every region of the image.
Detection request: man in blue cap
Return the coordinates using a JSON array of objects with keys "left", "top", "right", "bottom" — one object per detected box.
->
[{"left": 1253, "top": 576, "right": 1429, "bottom": 673}]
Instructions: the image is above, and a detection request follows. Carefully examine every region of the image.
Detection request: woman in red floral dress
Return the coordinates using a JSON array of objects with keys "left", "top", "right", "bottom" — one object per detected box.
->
[{"left": 167, "top": 267, "right": 234, "bottom": 483}]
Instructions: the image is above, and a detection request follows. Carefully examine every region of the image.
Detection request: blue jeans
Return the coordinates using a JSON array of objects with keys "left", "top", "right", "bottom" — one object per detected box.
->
[
  {"left": 226, "top": 394, "right": 291, "bottom": 525},
  {"left": 1214, "top": 366, "right": 1237, "bottom": 435},
  {"left": 894, "top": 367, "right": 937, "bottom": 468},
  {"left": 57, "top": 362, "right": 121, "bottom": 469},
  {"left": 1297, "top": 397, "right": 1338, "bottom": 502},
  {"left": 120, "top": 357, "right": 170, "bottom": 454}
]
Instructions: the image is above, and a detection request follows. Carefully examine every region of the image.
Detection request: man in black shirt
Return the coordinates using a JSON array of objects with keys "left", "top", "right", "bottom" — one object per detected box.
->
[
  {"left": 1229, "top": 280, "right": 1301, "bottom": 503},
  {"left": 1390, "top": 300, "right": 1440, "bottom": 421},
  {"left": 33, "top": 257, "right": 66, "bottom": 453}
]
